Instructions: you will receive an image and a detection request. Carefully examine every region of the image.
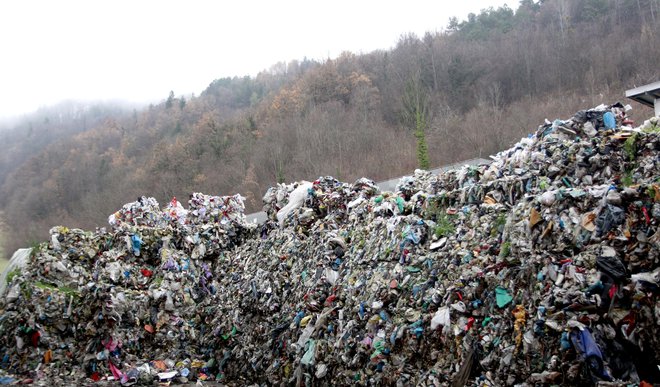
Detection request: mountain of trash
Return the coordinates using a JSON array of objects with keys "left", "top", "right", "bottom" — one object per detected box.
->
[{"left": 0, "top": 103, "right": 658, "bottom": 386}]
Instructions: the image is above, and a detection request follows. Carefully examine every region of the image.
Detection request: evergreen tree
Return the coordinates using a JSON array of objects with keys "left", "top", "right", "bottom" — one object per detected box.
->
[{"left": 402, "top": 74, "right": 430, "bottom": 169}]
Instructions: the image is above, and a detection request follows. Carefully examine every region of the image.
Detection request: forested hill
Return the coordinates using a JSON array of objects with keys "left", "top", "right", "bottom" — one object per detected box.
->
[{"left": 0, "top": 0, "right": 658, "bottom": 258}]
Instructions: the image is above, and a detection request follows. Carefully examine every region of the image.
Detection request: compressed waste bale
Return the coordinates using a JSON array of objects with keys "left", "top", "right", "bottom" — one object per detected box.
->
[{"left": 0, "top": 102, "right": 658, "bottom": 385}]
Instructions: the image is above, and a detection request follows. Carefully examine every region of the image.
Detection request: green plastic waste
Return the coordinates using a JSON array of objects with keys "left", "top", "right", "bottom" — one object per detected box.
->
[
  {"left": 396, "top": 197, "right": 405, "bottom": 212},
  {"left": 371, "top": 339, "right": 385, "bottom": 359},
  {"left": 406, "top": 266, "right": 421, "bottom": 273},
  {"left": 301, "top": 339, "right": 316, "bottom": 365},
  {"left": 495, "top": 287, "right": 513, "bottom": 308}
]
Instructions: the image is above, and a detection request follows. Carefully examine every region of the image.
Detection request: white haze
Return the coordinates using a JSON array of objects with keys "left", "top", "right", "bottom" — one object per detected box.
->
[{"left": 0, "top": 0, "right": 516, "bottom": 119}]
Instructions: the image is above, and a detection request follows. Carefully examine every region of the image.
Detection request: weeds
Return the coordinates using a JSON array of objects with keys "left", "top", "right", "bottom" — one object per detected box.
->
[
  {"left": 499, "top": 241, "right": 512, "bottom": 258},
  {"left": 34, "top": 281, "right": 80, "bottom": 298},
  {"left": 623, "top": 133, "right": 638, "bottom": 161},
  {"left": 434, "top": 214, "right": 456, "bottom": 238},
  {"left": 5, "top": 268, "right": 21, "bottom": 284}
]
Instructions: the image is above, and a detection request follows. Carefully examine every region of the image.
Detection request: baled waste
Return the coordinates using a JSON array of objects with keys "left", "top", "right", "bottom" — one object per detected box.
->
[{"left": 0, "top": 104, "right": 658, "bottom": 386}]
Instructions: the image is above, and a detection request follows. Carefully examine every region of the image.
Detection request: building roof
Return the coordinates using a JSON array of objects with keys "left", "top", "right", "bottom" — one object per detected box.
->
[{"left": 625, "top": 81, "right": 660, "bottom": 107}]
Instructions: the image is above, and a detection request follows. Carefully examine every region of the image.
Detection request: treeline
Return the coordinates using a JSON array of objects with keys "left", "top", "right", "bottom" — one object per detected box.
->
[{"left": 0, "top": 0, "right": 658, "bottom": 257}]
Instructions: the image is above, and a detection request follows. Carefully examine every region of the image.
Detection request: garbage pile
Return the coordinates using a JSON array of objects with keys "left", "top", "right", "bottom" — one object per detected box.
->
[
  {"left": 0, "top": 193, "right": 256, "bottom": 385},
  {"left": 0, "top": 104, "right": 659, "bottom": 386}
]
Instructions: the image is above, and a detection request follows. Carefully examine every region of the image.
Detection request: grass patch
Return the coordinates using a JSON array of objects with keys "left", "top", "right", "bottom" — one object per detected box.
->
[
  {"left": 27, "top": 241, "right": 44, "bottom": 259},
  {"left": 6, "top": 268, "right": 21, "bottom": 284},
  {"left": 622, "top": 169, "right": 635, "bottom": 187},
  {"left": 152, "top": 276, "right": 164, "bottom": 287},
  {"left": 424, "top": 195, "right": 447, "bottom": 221},
  {"left": 641, "top": 123, "right": 660, "bottom": 133},
  {"left": 623, "top": 133, "right": 637, "bottom": 161},
  {"left": 499, "top": 241, "right": 512, "bottom": 258},
  {"left": 434, "top": 214, "right": 456, "bottom": 238},
  {"left": 490, "top": 214, "right": 507, "bottom": 237},
  {"left": 34, "top": 281, "right": 80, "bottom": 297}
]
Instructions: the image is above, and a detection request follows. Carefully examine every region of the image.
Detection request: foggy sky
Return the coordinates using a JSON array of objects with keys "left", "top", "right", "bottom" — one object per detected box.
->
[{"left": 0, "top": 0, "right": 517, "bottom": 119}]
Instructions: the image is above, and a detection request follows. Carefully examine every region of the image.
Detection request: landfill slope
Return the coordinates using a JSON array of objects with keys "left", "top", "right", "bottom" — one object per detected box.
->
[{"left": 0, "top": 104, "right": 659, "bottom": 386}]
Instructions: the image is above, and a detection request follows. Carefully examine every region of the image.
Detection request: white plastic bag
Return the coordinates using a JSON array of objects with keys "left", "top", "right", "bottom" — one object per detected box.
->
[{"left": 431, "top": 306, "right": 450, "bottom": 330}]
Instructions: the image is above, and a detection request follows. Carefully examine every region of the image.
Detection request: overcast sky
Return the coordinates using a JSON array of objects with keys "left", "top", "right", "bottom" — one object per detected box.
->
[{"left": 0, "top": 0, "right": 516, "bottom": 119}]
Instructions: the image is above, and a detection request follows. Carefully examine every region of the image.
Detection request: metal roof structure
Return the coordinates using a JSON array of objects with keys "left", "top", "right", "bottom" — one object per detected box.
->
[{"left": 625, "top": 81, "right": 660, "bottom": 116}]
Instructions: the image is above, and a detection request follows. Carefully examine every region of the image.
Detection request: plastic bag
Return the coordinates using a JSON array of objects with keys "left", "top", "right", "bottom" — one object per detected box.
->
[{"left": 431, "top": 306, "right": 450, "bottom": 330}]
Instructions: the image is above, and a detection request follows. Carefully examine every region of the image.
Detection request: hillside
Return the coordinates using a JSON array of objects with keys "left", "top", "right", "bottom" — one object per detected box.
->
[{"left": 0, "top": 0, "right": 658, "bottom": 257}]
